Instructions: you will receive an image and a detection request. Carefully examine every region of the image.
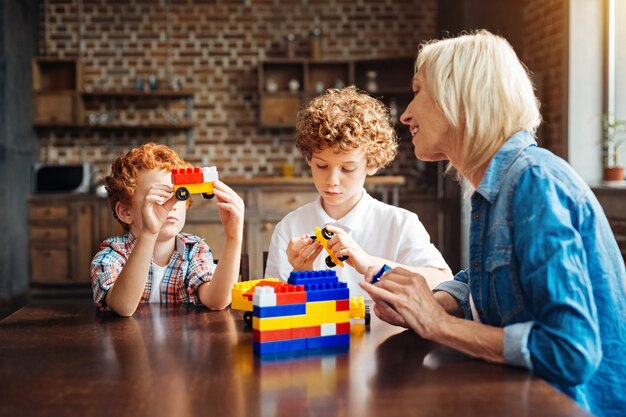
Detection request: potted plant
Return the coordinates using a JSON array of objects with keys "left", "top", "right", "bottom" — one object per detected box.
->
[{"left": 602, "top": 114, "right": 626, "bottom": 181}]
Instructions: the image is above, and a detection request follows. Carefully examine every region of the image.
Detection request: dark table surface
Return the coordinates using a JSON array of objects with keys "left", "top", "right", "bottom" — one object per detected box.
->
[{"left": 0, "top": 302, "right": 590, "bottom": 417}]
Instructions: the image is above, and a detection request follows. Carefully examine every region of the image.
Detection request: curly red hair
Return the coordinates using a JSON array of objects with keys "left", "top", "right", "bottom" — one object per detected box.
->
[
  {"left": 105, "top": 143, "right": 191, "bottom": 230},
  {"left": 296, "top": 86, "right": 398, "bottom": 168}
]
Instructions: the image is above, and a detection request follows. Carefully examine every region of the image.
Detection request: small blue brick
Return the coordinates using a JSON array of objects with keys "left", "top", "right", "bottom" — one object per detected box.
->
[
  {"left": 306, "top": 334, "right": 350, "bottom": 350},
  {"left": 288, "top": 270, "right": 338, "bottom": 286},
  {"left": 253, "top": 338, "right": 307, "bottom": 355},
  {"left": 253, "top": 303, "right": 306, "bottom": 318},
  {"left": 305, "top": 283, "right": 349, "bottom": 302}
]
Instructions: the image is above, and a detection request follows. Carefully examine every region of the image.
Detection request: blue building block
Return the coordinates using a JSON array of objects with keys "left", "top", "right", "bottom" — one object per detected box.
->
[
  {"left": 253, "top": 338, "right": 307, "bottom": 355},
  {"left": 253, "top": 303, "right": 307, "bottom": 318},
  {"left": 304, "top": 282, "right": 349, "bottom": 302},
  {"left": 306, "top": 334, "right": 350, "bottom": 350},
  {"left": 288, "top": 270, "right": 338, "bottom": 286}
]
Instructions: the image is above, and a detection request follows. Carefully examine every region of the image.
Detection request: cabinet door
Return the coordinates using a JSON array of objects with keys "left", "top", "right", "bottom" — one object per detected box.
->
[
  {"left": 74, "top": 203, "right": 94, "bottom": 283},
  {"left": 30, "top": 247, "right": 70, "bottom": 284},
  {"left": 183, "top": 222, "right": 249, "bottom": 262}
]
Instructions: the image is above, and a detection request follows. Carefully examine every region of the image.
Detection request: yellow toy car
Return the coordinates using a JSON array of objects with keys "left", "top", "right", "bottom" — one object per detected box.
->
[{"left": 312, "top": 226, "right": 349, "bottom": 268}]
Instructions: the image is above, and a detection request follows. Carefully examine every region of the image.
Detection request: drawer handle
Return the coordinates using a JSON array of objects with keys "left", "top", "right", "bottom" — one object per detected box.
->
[
  {"left": 288, "top": 196, "right": 301, "bottom": 204},
  {"left": 262, "top": 223, "right": 274, "bottom": 231}
]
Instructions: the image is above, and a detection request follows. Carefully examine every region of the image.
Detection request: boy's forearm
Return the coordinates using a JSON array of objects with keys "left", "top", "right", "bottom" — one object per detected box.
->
[
  {"left": 198, "top": 236, "right": 243, "bottom": 310},
  {"left": 105, "top": 232, "right": 157, "bottom": 317}
]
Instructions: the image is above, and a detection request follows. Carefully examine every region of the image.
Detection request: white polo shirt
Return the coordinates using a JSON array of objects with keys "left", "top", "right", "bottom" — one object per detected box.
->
[{"left": 265, "top": 190, "right": 449, "bottom": 298}]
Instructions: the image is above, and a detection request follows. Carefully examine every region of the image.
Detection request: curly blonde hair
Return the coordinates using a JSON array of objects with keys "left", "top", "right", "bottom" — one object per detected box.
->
[
  {"left": 296, "top": 86, "right": 398, "bottom": 169},
  {"left": 105, "top": 142, "right": 191, "bottom": 230}
]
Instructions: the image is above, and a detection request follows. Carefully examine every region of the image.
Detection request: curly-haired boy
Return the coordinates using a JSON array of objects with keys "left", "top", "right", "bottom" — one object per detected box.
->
[
  {"left": 265, "top": 86, "right": 451, "bottom": 297},
  {"left": 91, "top": 143, "right": 244, "bottom": 316}
]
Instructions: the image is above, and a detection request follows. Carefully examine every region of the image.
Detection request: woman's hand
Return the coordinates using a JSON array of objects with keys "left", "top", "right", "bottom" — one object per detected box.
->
[
  {"left": 287, "top": 234, "right": 323, "bottom": 271},
  {"left": 213, "top": 180, "right": 245, "bottom": 240},
  {"left": 324, "top": 225, "right": 376, "bottom": 274},
  {"left": 359, "top": 267, "right": 448, "bottom": 338},
  {"left": 140, "top": 184, "right": 178, "bottom": 235}
]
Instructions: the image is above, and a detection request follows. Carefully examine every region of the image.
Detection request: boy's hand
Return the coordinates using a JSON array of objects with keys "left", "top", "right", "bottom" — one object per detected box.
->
[
  {"left": 141, "top": 184, "right": 179, "bottom": 235},
  {"left": 324, "top": 225, "right": 376, "bottom": 275},
  {"left": 287, "top": 234, "right": 323, "bottom": 271},
  {"left": 213, "top": 180, "right": 244, "bottom": 240}
]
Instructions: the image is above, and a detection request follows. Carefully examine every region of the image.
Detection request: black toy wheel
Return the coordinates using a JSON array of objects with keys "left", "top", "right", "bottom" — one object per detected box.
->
[
  {"left": 337, "top": 255, "right": 349, "bottom": 262},
  {"left": 325, "top": 255, "right": 336, "bottom": 268},
  {"left": 321, "top": 227, "right": 334, "bottom": 240},
  {"left": 365, "top": 306, "right": 371, "bottom": 326},
  {"left": 175, "top": 187, "right": 190, "bottom": 201},
  {"left": 202, "top": 193, "right": 215, "bottom": 199},
  {"left": 243, "top": 311, "right": 253, "bottom": 327}
]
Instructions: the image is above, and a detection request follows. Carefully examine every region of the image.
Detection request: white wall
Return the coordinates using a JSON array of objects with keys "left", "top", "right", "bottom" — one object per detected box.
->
[
  {"left": 568, "top": 0, "right": 604, "bottom": 184},
  {"left": 615, "top": 0, "right": 626, "bottom": 166}
]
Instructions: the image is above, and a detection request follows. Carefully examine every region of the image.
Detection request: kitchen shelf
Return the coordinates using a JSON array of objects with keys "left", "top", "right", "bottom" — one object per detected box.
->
[
  {"left": 82, "top": 90, "right": 195, "bottom": 98},
  {"left": 34, "top": 122, "right": 194, "bottom": 130},
  {"left": 32, "top": 57, "right": 197, "bottom": 148},
  {"left": 258, "top": 56, "right": 414, "bottom": 129}
]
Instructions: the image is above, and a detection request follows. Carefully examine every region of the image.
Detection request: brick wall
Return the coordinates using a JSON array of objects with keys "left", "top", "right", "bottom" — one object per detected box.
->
[
  {"left": 38, "top": 0, "right": 437, "bottom": 188},
  {"left": 522, "top": 0, "right": 567, "bottom": 158}
]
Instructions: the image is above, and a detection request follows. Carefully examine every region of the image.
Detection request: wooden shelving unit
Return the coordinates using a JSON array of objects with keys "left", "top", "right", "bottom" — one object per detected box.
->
[
  {"left": 32, "top": 58, "right": 196, "bottom": 147},
  {"left": 257, "top": 56, "right": 414, "bottom": 129}
]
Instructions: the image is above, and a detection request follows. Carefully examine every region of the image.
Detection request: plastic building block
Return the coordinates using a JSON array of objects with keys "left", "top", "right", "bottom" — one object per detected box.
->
[
  {"left": 306, "top": 334, "right": 350, "bottom": 350},
  {"left": 336, "top": 299, "right": 350, "bottom": 311},
  {"left": 234, "top": 269, "right": 371, "bottom": 356},
  {"left": 311, "top": 226, "right": 348, "bottom": 268},
  {"left": 231, "top": 278, "right": 279, "bottom": 312},
  {"left": 252, "top": 286, "right": 277, "bottom": 307},
  {"left": 349, "top": 296, "right": 365, "bottom": 319},
  {"left": 320, "top": 323, "right": 336, "bottom": 336},
  {"left": 171, "top": 166, "right": 218, "bottom": 201},
  {"left": 253, "top": 303, "right": 306, "bottom": 318},
  {"left": 371, "top": 264, "right": 391, "bottom": 284},
  {"left": 287, "top": 269, "right": 339, "bottom": 286}
]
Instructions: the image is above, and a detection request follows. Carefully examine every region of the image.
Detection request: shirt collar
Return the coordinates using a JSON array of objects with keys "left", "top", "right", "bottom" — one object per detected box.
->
[
  {"left": 314, "top": 189, "right": 370, "bottom": 233},
  {"left": 475, "top": 130, "right": 537, "bottom": 203}
]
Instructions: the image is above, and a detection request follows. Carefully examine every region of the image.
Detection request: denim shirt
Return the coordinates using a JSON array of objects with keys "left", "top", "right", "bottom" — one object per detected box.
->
[{"left": 435, "top": 131, "right": 626, "bottom": 417}]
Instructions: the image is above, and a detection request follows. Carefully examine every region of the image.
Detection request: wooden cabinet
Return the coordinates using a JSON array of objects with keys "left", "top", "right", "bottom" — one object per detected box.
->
[
  {"left": 32, "top": 57, "right": 83, "bottom": 125},
  {"left": 28, "top": 195, "right": 122, "bottom": 296},
  {"left": 258, "top": 57, "right": 414, "bottom": 128}
]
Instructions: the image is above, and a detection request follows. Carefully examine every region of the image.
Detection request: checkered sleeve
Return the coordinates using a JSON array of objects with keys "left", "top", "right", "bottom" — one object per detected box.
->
[
  {"left": 90, "top": 242, "right": 127, "bottom": 311},
  {"left": 185, "top": 239, "right": 216, "bottom": 305}
]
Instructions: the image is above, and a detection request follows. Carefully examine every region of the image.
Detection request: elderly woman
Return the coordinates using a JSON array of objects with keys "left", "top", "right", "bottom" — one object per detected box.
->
[{"left": 360, "top": 30, "right": 626, "bottom": 417}]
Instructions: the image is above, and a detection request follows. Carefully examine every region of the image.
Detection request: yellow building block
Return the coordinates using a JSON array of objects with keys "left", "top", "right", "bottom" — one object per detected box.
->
[
  {"left": 350, "top": 296, "right": 366, "bottom": 319},
  {"left": 231, "top": 278, "right": 279, "bottom": 312},
  {"left": 306, "top": 300, "right": 336, "bottom": 316}
]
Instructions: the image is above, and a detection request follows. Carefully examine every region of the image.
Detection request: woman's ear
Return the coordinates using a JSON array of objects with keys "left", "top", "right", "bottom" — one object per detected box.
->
[{"left": 115, "top": 201, "right": 133, "bottom": 227}]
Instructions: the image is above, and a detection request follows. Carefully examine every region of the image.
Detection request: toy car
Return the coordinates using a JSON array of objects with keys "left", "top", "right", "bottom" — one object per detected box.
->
[
  {"left": 311, "top": 226, "right": 349, "bottom": 268},
  {"left": 171, "top": 166, "right": 218, "bottom": 201}
]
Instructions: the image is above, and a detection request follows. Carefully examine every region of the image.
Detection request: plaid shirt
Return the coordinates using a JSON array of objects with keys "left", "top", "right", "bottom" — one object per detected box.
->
[{"left": 91, "top": 232, "right": 215, "bottom": 311}]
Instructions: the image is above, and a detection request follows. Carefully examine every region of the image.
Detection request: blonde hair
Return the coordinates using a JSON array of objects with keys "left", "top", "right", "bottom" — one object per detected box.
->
[
  {"left": 416, "top": 30, "right": 541, "bottom": 181},
  {"left": 105, "top": 142, "right": 191, "bottom": 230},
  {"left": 296, "top": 86, "right": 398, "bottom": 169}
]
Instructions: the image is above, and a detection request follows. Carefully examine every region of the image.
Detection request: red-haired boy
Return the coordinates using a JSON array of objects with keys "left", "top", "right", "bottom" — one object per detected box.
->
[{"left": 91, "top": 143, "right": 244, "bottom": 316}]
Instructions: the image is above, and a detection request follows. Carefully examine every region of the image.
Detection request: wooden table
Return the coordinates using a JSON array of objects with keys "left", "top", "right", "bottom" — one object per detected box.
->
[{"left": 0, "top": 302, "right": 590, "bottom": 417}]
